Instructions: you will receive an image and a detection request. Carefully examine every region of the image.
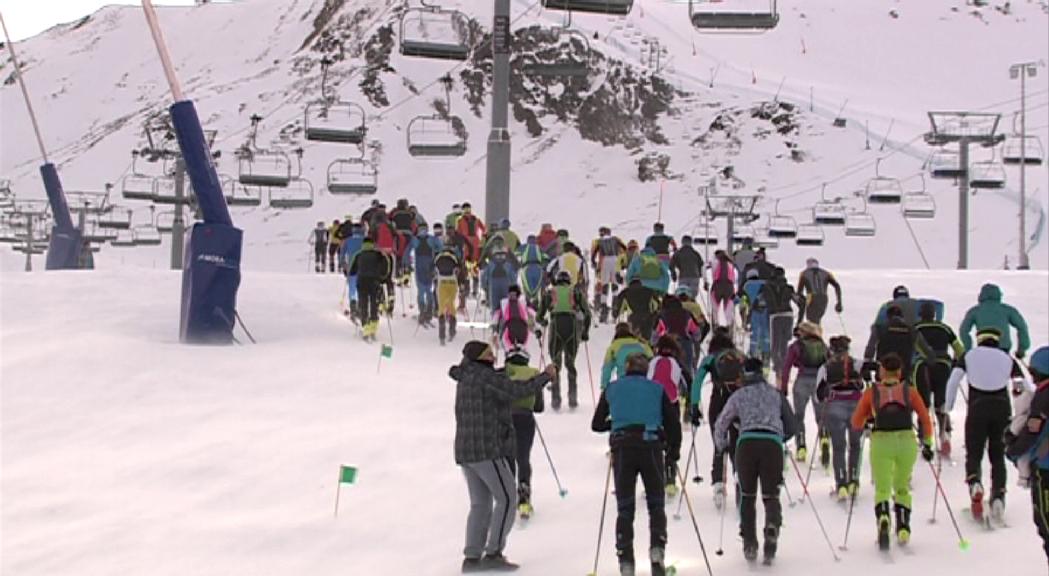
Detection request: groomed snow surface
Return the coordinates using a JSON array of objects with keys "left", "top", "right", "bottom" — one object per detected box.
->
[{"left": 2, "top": 266, "right": 1046, "bottom": 575}]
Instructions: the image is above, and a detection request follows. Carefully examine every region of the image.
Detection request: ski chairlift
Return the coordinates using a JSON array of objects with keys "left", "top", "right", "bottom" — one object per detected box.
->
[
  {"left": 692, "top": 221, "right": 719, "bottom": 245},
  {"left": 268, "top": 177, "right": 315, "bottom": 210},
  {"left": 155, "top": 210, "right": 176, "bottom": 234},
  {"left": 969, "top": 153, "right": 1006, "bottom": 190},
  {"left": 767, "top": 199, "right": 798, "bottom": 238},
  {"left": 328, "top": 158, "right": 379, "bottom": 195},
  {"left": 81, "top": 219, "right": 119, "bottom": 243},
  {"left": 110, "top": 229, "right": 139, "bottom": 248},
  {"left": 1002, "top": 134, "right": 1044, "bottom": 166},
  {"left": 153, "top": 175, "right": 196, "bottom": 205},
  {"left": 901, "top": 175, "right": 936, "bottom": 219},
  {"left": 407, "top": 115, "right": 467, "bottom": 157},
  {"left": 812, "top": 184, "right": 846, "bottom": 226},
  {"left": 237, "top": 147, "right": 293, "bottom": 188},
  {"left": 795, "top": 222, "right": 825, "bottom": 247},
  {"left": 689, "top": 0, "right": 779, "bottom": 32},
  {"left": 541, "top": 0, "right": 634, "bottom": 15},
  {"left": 64, "top": 190, "right": 111, "bottom": 215},
  {"left": 221, "top": 175, "right": 263, "bottom": 207},
  {"left": 400, "top": 2, "right": 472, "bottom": 61},
  {"left": 98, "top": 207, "right": 133, "bottom": 230},
  {"left": 304, "top": 59, "right": 368, "bottom": 144},
  {"left": 525, "top": 17, "right": 592, "bottom": 78},
  {"left": 754, "top": 227, "right": 779, "bottom": 249},
  {"left": 864, "top": 158, "right": 903, "bottom": 205},
  {"left": 122, "top": 150, "right": 160, "bottom": 201},
  {"left": 134, "top": 224, "right": 162, "bottom": 246},
  {"left": 928, "top": 148, "right": 964, "bottom": 179},
  {"left": 844, "top": 194, "right": 876, "bottom": 237},
  {"left": 732, "top": 223, "right": 756, "bottom": 244}
]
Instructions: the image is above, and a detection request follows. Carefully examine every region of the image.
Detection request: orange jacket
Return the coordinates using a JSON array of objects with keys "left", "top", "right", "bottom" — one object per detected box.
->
[{"left": 850, "top": 381, "right": 934, "bottom": 443}]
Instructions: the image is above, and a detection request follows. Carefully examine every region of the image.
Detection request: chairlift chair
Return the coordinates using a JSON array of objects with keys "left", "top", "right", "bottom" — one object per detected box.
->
[
  {"left": 155, "top": 211, "right": 176, "bottom": 234},
  {"left": 754, "top": 228, "right": 779, "bottom": 249},
  {"left": 98, "top": 208, "right": 133, "bottom": 230},
  {"left": 844, "top": 196, "right": 876, "bottom": 237},
  {"left": 134, "top": 224, "right": 163, "bottom": 246},
  {"left": 304, "top": 101, "right": 367, "bottom": 144},
  {"left": 812, "top": 184, "right": 846, "bottom": 225},
  {"left": 929, "top": 148, "right": 965, "bottom": 179},
  {"left": 901, "top": 175, "right": 936, "bottom": 219},
  {"left": 66, "top": 191, "right": 111, "bottom": 215},
  {"left": 400, "top": 6, "right": 471, "bottom": 61},
  {"left": 690, "top": 0, "right": 779, "bottom": 31},
  {"left": 407, "top": 115, "right": 467, "bottom": 157},
  {"left": 222, "top": 176, "right": 263, "bottom": 207},
  {"left": 541, "top": 0, "right": 634, "bottom": 15},
  {"left": 795, "top": 223, "right": 825, "bottom": 246},
  {"left": 1002, "top": 135, "right": 1044, "bottom": 166},
  {"left": 732, "top": 224, "right": 756, "bottom": 244},
  {"left": 269, "top": 178, "right": 315, "bottom": 210},
  {"left": 238, "top": 149, "right": 293, "bottom": 188},
  {"left": 865, "top": 158, "right": 903, "bottom": 205},
  {"left": 328, "top": 158, "right": 379, "bottom": 195},
  {"left": 692, "top": 222, "right": 719, "bottom": 245},
  {"left": 80, "top": 220, "right": 118, "bottom": 243},
  {"left": 969, "top": 159, "right": 1006, "bottom": 189},
  {"left": 110, "top": 229, "right": 139, "bottom": 248},
  {"left": 767, "top": 200, "right": 797, "bottom": 238}
]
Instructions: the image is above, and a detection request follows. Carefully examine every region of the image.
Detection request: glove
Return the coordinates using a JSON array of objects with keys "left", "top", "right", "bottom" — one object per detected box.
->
[
  {"left": 534, "top": 329, "right": 544, "bottom": 340},
  {"left": 834, "top": 302, "right": 843, "bottom": 313},
  {"left": 862, "top": 360, "right": 878, "bottom": 381},
  {"left": 581, "top": 331, "right": 590, "bottom": 342},
  {"left": 921, "top": 442, "right": 935, "bottom": 462},
  {"left": 1016, "top": 349, "right": 1026, "bottom": 360},
  {"left": 690, "top": 404, "right": 704, "bottom": 427},
  {"left": 703, "top": 282, "right": 710, "bottom": 292},
  {"left": 670, "top": 271, "right": 678, "bottom": 282}
]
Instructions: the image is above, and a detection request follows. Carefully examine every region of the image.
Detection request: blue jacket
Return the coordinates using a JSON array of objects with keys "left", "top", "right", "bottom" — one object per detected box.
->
[
  {"left": 340, "top": 234, "right": 365, "bottom": 272},
  {"left": 958, "top": 283, "right": 1030, "bottom": 354},
  {"left": 407, "top": 233, "right": 443, "bottom": 282},
  {"left": 625, "top": 247, "right": 671, "bottom": 294},
  {"left": 592, "top": 373, "right": 683, "bottom": 459}
]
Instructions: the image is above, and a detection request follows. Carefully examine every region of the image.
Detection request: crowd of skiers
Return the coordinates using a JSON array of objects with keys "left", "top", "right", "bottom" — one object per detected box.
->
[{"left": 411, "top": 209, "right": 1044, "bottom": 574}]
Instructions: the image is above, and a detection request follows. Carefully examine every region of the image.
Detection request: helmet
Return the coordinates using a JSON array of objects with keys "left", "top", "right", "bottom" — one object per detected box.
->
[
  {"left": 599, "top": 226, "right": 611, "bottom": 236},
  {"left": 681, "top": 235, "right": 693, "bottom": 245},
  {"left": 653, "top": 222, "right": 665, "bottom": 233},
  {"left": 499, "top": 218, "right": 511, "bottom": 230},
  {"left": 893, "top": 285, "right": 910, "bottom": 299},
  {"left": 506, "top": 347, "right": 531, "bottom": 364},
  {"left": 675, "top": 285, "right": 694, "bottom": 298},
  {"left": 555, "top": 271, "right": 571, "bottom": 285},
  {"left": 1030, "top": 346, "right": 1049, "bottom": 378}
]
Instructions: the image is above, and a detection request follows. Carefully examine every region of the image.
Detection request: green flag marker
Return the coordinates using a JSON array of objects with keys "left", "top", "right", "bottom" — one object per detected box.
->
[
  {"left": 340, "top": 465, "right": 358, "bottom": 485},
  {"left": 380, "top": 345, "right": 393, "bottom": 359}
]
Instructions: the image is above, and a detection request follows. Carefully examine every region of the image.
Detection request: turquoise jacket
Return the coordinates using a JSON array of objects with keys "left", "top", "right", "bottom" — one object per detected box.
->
[
  {"left": 600, "top": 337, "right": 654, "bottom": 389},
  {"left": 625, "top": 248, "right": 671, "bottom": 294},
  {"left": 959, "top": 283, "right": 1030, "bottom": 354}
]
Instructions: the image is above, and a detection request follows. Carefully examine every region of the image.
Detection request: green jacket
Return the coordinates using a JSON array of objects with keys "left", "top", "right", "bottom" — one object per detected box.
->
[
  {"left": 959, "top": 283, "right": 1030, "bottom": 354},
  {"left": 507, "top": 363, "right": 542, "bottom": 412},
  {"left": 600, "top": 337, "right": 653, "bottom": 389}
]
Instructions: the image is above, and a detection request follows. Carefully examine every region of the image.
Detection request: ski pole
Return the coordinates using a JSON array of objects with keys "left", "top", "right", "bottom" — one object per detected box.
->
[
  {"left": 782, "top": 478, "right": 797, "bottom": 508},
  {"left": 925, "top": 452, "right": 970, "bottom": 550},
  {"left": 929, "top": 437, "right": 943, "bottom": 524},
  {"left": 587, "top": 458, "right": 613, "bottom": 576},
  {"left": 801, "top": 410, "right": 829, "bottom": 503},
  {"left": 584, "top": 341, "right": 597, "bottom": 407},
  {"left": 837, "top": 312, "right": 849, "bottom": 337},
  {"left": 838, "top": 431, "right": 866, "bottom": 551},
  {"left": 788, "top": 456, "right": 841, "bottom": 562},
  {"left": 674, "top": 427, "right": 698, "bottom": 521},
  {"left": 677, "top": 467, "right": 715, "bottom": 576},
  {"left": 715, "top": 452, "right": 728, "bottom": 556},
  {"left": 534, "top": 422, "right": 568, "bottom": 498}
]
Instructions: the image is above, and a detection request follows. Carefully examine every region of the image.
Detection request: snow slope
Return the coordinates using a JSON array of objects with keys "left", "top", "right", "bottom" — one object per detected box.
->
[
  {"left": 1, "top": 0, "right": 1048, "bottom": 272},
  {"left": 2, "top": 268, "right": 1047, "bottom": 575}
]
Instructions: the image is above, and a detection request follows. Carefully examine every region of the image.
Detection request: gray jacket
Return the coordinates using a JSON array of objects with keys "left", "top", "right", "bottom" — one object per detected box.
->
[
  {"left": 451, "top": 359, "right": 551, "bottom": 465},
  {"left": 714, "top": 373, "right": 797, "bottom": 451}
]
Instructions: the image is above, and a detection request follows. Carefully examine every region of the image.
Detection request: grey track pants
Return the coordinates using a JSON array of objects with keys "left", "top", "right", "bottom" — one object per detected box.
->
[
  {"left": 792, "top": 372, "right": 819, "bottom": 447},
  {"left": 461, "top": 458, "right": 517, "bottom": 559},
  {"left": 823, "top": 399, "right": 862, "bottom": 488}
]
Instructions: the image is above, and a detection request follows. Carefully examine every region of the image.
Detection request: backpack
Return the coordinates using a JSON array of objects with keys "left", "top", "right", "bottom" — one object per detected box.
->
[
  {"left": 462, "top": 214, "right": 478, "bottom": 238},
  {"left": 872, "top": 382, "right": 913, "bottom": 431},
  {"left": 490, "top": 255, "right": 510, "bottom": 280},
  {"left": 762, "top": 281, "right": 791, "bottom": 313},
  {"left": 435, "top": 252, "right": 458, "bottom": 278},
  {"left": 639, "top": 254, "right": 662, "bottom": 281},
  {"left": 504, "top": 297, "right": 529, "bottom": 346},
  {"left": 415, "top": 236, "right": 434, "bottom": 263},
  {"left": 715, "top": 349, "right": 745, "bottom": 389},
  {"left": 800, "top": 338, "right": 827, "bottom": 369},
  {"left": 648, "top": 234, "right": 671, "bottom": 255},
  {"left": 825, "top": 354, "right": 861, "bottom": 391},
  {"left": 551, "top": 284, "right": 576, "bottom": 315}
]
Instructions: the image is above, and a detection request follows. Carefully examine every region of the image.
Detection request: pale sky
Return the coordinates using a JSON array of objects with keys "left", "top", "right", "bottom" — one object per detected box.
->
[{"left": 0, "top": 1, "right": 200, "bottom": 41}]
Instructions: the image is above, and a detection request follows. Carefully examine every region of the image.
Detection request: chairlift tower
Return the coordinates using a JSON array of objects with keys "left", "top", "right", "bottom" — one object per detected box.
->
[
  {"left": 700, "top": 180, "right": 761, "bottom": 254},
  {"left": 1009, "top": 61, "right": 1043, "bottom": 270},
  {"left": 924, "top": 111, "right": 1004, "bottom": 269},
  {"left": 484, "top": 0, "right": 512, "bottom": 228}
]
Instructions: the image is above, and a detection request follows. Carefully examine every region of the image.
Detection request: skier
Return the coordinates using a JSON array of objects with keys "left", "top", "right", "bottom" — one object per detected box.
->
[
  {"left": 348, "top": 237, "right": 394, "bottom": 341},
  {"left": 339, "top": 223, "right": 366, "bottom": 316},
  {"left": 946, "top": 327, "right": 1024, "bottom": 524},
  {"left": 760, "top": 267, "right": 804, "bottom": 381},
  {"left": 517, "top": 235, "right": 548, "bottom": 310},
  {"left": 863, "top": 304, "right": 932, "bottom": 382},
  {"left": 741, "top": 269, "right": 770, "bottom": 362},
  {"left": 691, "top": 329, "right": 746, "bottom": 509},
  {"left": 676, "top": 286, "right": 711, "bottom": 374},
  {"left": 669, "top": 235, "right": 704, "bottom": 299},
  {"left": 592, "top": 353, "right": 682, "bottom": 576},
  {"left": 709, "top": 250, "right": 737, "bottom": 328},
  {"left": 795, "top": 257, "right": 843, "bottom": 326},
  {"left": 327, "top": 218, "right": 342, "bottom": 273},
  {"left": 1005, "top": 346, "right": 1049, "bottom": 561},
  {"left": 780, "top": 322, "right": 829, "bottom": 464},
  {"left": 546, "top": 240, "right": 588, "bottom": 289},
  {"left": 506, "top": 348, "right": 545, "bottom": 520},
  {"left": 613, "top": 278, "right": 662, "bottom": 341},
  {"left": 536, "top": 271, "right": 591, "bottom": 410},
  {"left": 644, "top": 222, "right": 677, "bottom": 263},
  {"left": 389, "top": 198, "right": 418, "bottom": 235},
  {"left": 654, "top": 293, "right": 702, "bottom": 379},
  {"left": 450, "top": 341, "right": 555, "bottom": 573},
  {"left": 484, "top": 218, "right": 520, "bottom": 255},
  {"left": 815, "top": 335, "right": 865, "bottom": 500},
  {"left": 409, "top": 204, "right": 427, "bottom": 229},
  {"left": 872, "top": 285, "right": 942, "bottom": 328},
  {"left": 482, "top": 246, "right": 519, "bottom": 313},
  {"left": 850, "top": 353, "right": 935, "bottom": 550},
  {"left": 625, "top": 246, "right": 671, "bottom": 295},
  {"left": 913, "top": 301, "right": 966, "bottom": 456},
  {"left": 406, "top": 225, "right": 442, "bottom": 326},
  {"left": 434, "top": 247, "right": 462, "bottom": 346},
  {"left": 732, "top": 238, "right": 758, "bottom": 279},
  {"left": 648, "top": 335, "right": 690, "bottom": 496},
  {"left": 360, "top": 199, "right": 383, "bottom": 233},
  {"left": 958, "top": 283, "right": 1031, "bottom": 358},
  {"left": 444, "top": 203, "right": 461, "bottom": 233},
  {"left": 600, "top": 322, "right": 655, "bottom": 390},
  {"left": 591, "top": 226, "right": 627, "bottom": 324},
  {"left": 492, "top": 285, "right": 534, "bottom": 352},
  {"left": 455, "top": 202, "right": 486, "bottom": 296},
  {"left": 311, "top": 221, "right": 328, "bottom": 273},
  {"left": 389, "top": 199, "right": 419, "bottom": 284},
  {"left": 536, "top": 222, "right": 558, "bottom": 255},
  {"left": 369, "top": 211, "right": 398, "bottom": 255},
  {"left": 714, "top": 356, "right": 797, "bottom": 564}
]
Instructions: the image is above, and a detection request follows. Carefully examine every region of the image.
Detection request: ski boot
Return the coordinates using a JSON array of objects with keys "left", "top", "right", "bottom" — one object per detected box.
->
[
  {"left": 876, "top": 502, "right": 892, "bottom": 551},
  {"left": 795, "top": 445, "right": 808, "bottom": 463},
  {"left": 461, "top": 557, "right": 484, "bottom": 573},
  {"left": 617, "top": 552, "right": 636, "bottom": 576},
  {"left": 518, "top": 484, "right": 533, "bottom": 520},
  {"left": 847, "top": 479, "right": 860, "bottom": 498},
  {"left": 665, "top": 463, "right": 679, "bottom": 497},
  {"left": 990, "top": 495, "right": 1005, "bottom": 525},
  {"left": 969, "top": 481, "right": 985, "bottom": 522},
  {"left": 819, "top": 435, "right": 831, "bottom": 470},
  {"left": 763, "top": 525, "right": 779, "bottom": 565},
  {"left": 713, "top": 482, "right": 726, "bottom": 511},
  {"left": 480, "top": 552, "right": 519, "bottom": 572},
  {"left": 743, "top": 539, "right": 759, "bottom": 563},
  {"left": 895, "top": 504, "right": 911, "bottom": 545},
  {"left": 448, "top": 317, "right": 457, "bottom": 342},
  {"left": 650, "top": 547, "right": 666, "bottom": 576},
  {"left": 835, "top": 484, "right": 850, "bottom": 503},
  {"left": 567, "top": 381, "right": 579, "bottom": 410}
]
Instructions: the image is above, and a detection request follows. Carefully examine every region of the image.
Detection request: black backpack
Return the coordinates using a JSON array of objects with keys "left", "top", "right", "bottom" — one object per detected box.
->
[
  {"left": 504, "top": 298, "right": 529, "bottom": 346},
  {"left": 415, "top": 237, "right": 434, "bottom": 263},
  {"left": 715, "top": 349, "right": 745, "bottom": 389}
]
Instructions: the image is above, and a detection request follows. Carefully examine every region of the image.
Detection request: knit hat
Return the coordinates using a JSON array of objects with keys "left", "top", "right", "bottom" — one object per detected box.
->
[
  {"left": 976, "top": 327, "right": 1002, "bottom": 345},
  {"left": 743, "top": 357, "right": 764, "bottom": 375},
  {"left": 798, "top": 321, "right": 822, "bottom": 338},
  {"left": 1030, "top": 346, "right": 1049, "bottom": 378},
  {"left": 893, "top": 285, "right": 910, "bottom": 299},
  {"left": 462, "top": 341, "right": 491, "bottom": 361}
]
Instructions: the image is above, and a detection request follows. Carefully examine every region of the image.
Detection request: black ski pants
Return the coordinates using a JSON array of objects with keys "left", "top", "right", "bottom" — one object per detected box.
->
[
  {"left": 358, "top": 278, "right": 383, "bottom": 325},
  {"left": 914, "top": 360, "right": 952, "bottom": 434},
  {"left": 328, "top": 243, "right": 339, "bottom": 272},
  {"left": 612, "top": 441, "right": 666, "bottom": 563},
  {"left": 549, "top": 313, "right": 579, "bottom": 404},
  {"left": 735, "top": 437, "right": 784, "bottom": 546},
  {"left": 708, "top": 386, "right": 738, "bottom": 483},
  {"left": 1032, "top": 467, "right": 1049, "bottom": 563},
  {"left": 512, "top": 412, "right": 536, "bottom": 500},
  {"left": 628, "top": 311, "right": 656, "bottom": 342},
  {"left": 314, "top": 243, "right": 326, "bottom": 271},
  {"left": 964, "top": 388, "right": 1011, "bottom": 499}
]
